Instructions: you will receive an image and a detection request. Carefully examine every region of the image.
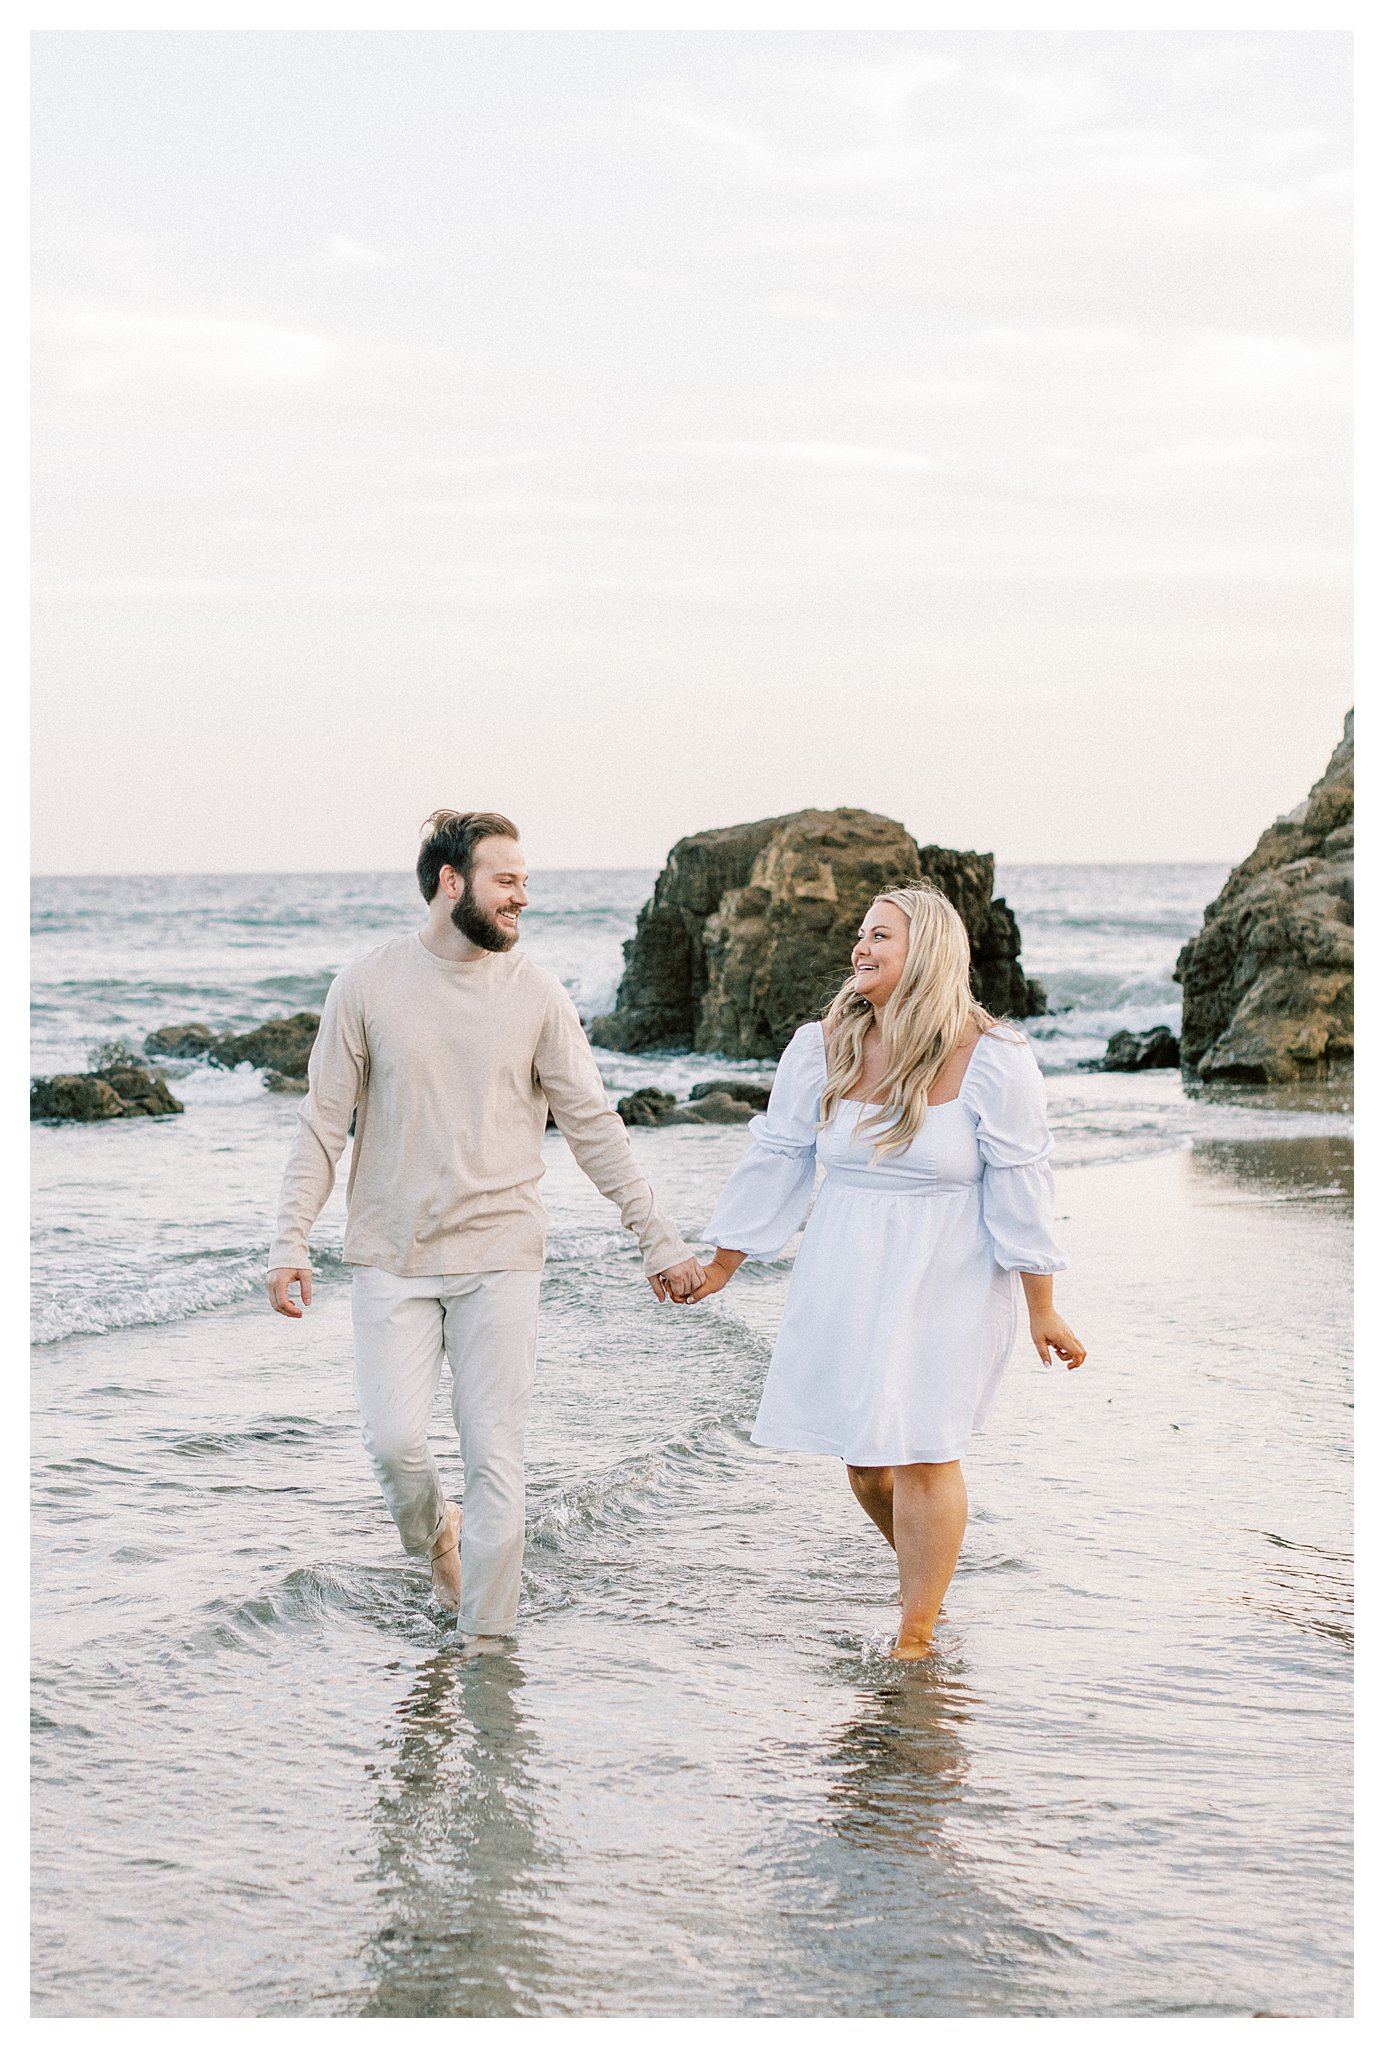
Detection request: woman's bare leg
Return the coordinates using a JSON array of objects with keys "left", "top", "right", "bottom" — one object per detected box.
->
[
  {"left": 890, "top": 1461, "right": 968, "bottom": 1659},
  {"left": 846, "top": 1463, "right": 896, "bottom": 1548}
]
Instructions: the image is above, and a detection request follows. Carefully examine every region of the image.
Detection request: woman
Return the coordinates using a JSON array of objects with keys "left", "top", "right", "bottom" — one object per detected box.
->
[{"left": 691, "top": 883, "right": 1086, "bottom": 1660}]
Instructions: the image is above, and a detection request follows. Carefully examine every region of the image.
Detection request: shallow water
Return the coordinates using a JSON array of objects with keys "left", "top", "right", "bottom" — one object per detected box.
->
[
  {"left": 32, "top": 1135, "right": 1351, "bottom": 2016},
  {"left": 31, "top": 867, "right": 1352, "bottom": 2014}
]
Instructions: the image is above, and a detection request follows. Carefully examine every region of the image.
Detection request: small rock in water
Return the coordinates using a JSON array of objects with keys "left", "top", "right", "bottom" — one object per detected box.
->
[
  {"left": 1100, "top": 1026, "right": 1181, "bottom": 1072},
  {"left": 617, "top": 1085, "right": 758, "bottom": 1126},
  {"left": 212, "top": 1013, "right": 320, "bottom": 1079},
  {"left": 143, "top": 1022, "right": 216, "bottom": 1059},
  {"left": 31, "top": 1060, "right": 184, "bottom": 1121},
  {"left": 617, "top": 1087, "right": 677, "bottom": 1126},
  {"left": 661, "top": 1092, "right": 757, "bottom": 1124},
  {"left": 263, "top": 1070, "right": 310, "bottom": 1094},
  {"left": 688, "top": 1079, "right": 771, "bottom": 1110},
  {"left": 143, "top": 1011, "right": 321, "bottom": 1078}
]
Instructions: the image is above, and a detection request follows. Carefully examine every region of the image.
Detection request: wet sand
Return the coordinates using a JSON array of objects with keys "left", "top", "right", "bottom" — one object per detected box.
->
[{"left": 31, "top": 1132, "right": 1352, "bottom": 2016}]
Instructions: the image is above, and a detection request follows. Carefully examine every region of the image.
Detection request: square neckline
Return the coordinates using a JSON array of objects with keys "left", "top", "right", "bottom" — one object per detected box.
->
[{"left": 835, "top": 1027, "right": 993, "bottom": 1113}]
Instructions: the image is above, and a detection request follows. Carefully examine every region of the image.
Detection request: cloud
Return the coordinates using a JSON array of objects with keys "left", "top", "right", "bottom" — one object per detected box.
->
[
  {"left": 314, "top": 234, "right": 387, "bottom": 270},
  {"left": 672, "top": 440, "right": 935, "bottom": 473},
  {"left": 38, "top": 305, "right": 337, "bottom": 394}
]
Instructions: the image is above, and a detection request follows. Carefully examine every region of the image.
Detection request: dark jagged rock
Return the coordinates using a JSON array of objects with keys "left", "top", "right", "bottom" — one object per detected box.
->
[
  {"left": 616, "top": 1085, "right": 756, "bottom": 1128},
  {"left": 660, "top": 1092, "right": 757, "bottom": 1125},
  {"left": 688, "top": 1079, "right": 771, "bottom": 1110},
  {"left": 1175, "top": 713, "right": 1353, "bottom": 1083},
  {"left": 144, "top": 1023, "right": 216, "bottom": 1059},
  {"left": 144, "top": 1012, "right": 321, "bottom": 1079},
  {"left": 616, "top": 1087, "right": 677, "bottom": 1126},
  {"left": 591, "top": 807, "right": 1044, "bottom": 1060},
  {"left": 213, "top": 1013, "right": 321, "bottom": 1078},
  {"left": 30, "top": 1074, "right": 127, "bottom": 1121},
  {"left": 1100, "top": 1026, "right": 1181, "bottom": 1072},
  {"left": 263, "top": 1070, "right": 310, "bottom": 1094},
  {"left": 31, "top": 1059, "right": 184, "bottom": 1122}
]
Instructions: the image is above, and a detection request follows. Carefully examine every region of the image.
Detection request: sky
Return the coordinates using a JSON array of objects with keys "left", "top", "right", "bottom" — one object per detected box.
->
[{"left": 30, "top": 29, "right": 1352, "bottom": 874}]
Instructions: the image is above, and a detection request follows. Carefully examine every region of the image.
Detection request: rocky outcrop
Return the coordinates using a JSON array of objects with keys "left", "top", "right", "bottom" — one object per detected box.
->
[
  {"left": 143, "top": 1024, "right": 217, "bottom": 1060},
  {"left": 689, "top": 1079, "right": 771, "bottom": 1110},
  {"left": 616, "top": 1088, "right": 677, "bottom": 1126},
  {"left": 31, "top": 1058, "right": 184, "bottom": 1122},
  {"left": 1099, "top": 1026, "right": 1181, "bottom": 1072},
  {"left": 590, "top": 807, "right": 1044, "bottom": 1060},
  {"left": 616, "top": 1086, "right": 757, "bottom": 1128},
  {"left": 145, "top": 1012, "right": 321, "bottom": 1083},
  {"left": 1175, "top": 713, "right": 1353, "bottom": 1083}
]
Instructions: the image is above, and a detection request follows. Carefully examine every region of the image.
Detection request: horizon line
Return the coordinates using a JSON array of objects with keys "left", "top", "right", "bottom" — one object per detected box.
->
[{"left": 30, "top": 856, "right": 1239, "bottom": 882}]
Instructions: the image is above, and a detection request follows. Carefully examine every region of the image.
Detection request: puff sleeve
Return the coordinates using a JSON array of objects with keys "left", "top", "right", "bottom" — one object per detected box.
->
[
  {"left": 704, "top": 1022, "right": 826, "bottom": 1260},
  {"left": 963, "top": 1032, "right": 1068, "bottom": 1275}
]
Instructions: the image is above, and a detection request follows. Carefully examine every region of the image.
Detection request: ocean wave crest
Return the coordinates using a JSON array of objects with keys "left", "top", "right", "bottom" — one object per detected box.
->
[{"left": 30, "top": 1245, "right": 349, "bottom": 1347}]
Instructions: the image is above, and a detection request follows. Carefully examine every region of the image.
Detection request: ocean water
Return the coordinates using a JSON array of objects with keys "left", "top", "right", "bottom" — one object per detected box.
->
[{"left": 30, "top": 867, "right": 1353, "bottom": 2016}]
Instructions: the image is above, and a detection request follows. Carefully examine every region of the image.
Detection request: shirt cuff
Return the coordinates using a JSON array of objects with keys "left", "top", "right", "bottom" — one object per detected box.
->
[
  {"left": 267, "top": 1237, "right": 311, "bottom": 1272},
  {"left": 639, "top": 1219, "right": 694, "bottom": 1278}
]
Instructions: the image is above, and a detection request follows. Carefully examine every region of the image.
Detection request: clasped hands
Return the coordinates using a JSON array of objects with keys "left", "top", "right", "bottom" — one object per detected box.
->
[{"left": 648, "top": 1250, "right": 739, "bottom": 1305}]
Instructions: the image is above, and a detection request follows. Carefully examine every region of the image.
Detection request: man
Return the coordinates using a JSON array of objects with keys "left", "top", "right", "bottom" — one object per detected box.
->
[{"left": 266, "top": 809, "right": 703, "bottom": 1653}]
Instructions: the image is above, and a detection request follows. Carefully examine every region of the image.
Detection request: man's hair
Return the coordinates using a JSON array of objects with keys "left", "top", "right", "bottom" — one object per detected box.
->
[{"left": 416, "top": 810, "right": 520, "bottom": 902}]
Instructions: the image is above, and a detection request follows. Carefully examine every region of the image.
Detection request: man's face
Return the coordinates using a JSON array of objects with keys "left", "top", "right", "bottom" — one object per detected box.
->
[{"left": 449, "top": 837, "right": 529, "bottom": 952}]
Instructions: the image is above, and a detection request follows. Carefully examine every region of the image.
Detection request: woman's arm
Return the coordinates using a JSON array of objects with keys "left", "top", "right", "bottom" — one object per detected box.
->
[
  {"left": 689, "top": 1247, "right": 747, "bottom": 1301},
  {"left": 1020, "top": 1272, "right": 1086, "bottom": 1370}
]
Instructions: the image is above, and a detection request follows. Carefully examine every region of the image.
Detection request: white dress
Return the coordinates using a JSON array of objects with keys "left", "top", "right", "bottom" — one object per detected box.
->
[{"left": 705, "top": 1023, "right": 1067, "bottom": 1465}]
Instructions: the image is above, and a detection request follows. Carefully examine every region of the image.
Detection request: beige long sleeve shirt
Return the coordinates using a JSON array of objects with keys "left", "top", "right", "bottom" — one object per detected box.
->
[{"left": 268, "top": 933, "right": 690, "bottom": 1279}]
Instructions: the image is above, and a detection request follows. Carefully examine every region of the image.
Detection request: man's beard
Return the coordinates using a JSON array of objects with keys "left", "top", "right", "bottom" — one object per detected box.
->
[{"left": 451, "top": 886, "right": 518, "bottom": 953}]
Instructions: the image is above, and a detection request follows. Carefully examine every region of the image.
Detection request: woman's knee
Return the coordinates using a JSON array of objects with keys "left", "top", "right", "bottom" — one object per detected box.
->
[
  {"left": 894, "top": 1459, "right": 965, "bottom": 1496},
  {"left": 847, "top": 1463, "right": 892, "bottom": 1504}
]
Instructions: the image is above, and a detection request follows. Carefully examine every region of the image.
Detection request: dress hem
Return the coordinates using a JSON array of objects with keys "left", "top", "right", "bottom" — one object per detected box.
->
[{"left": 750, "top": 1424, "right": 974, "bottom": 1464}]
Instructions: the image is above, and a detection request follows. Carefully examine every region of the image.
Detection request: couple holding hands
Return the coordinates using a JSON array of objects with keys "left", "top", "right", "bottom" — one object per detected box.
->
[{"left": 267, "top": 810, "right": 1085, "bottom": 1662}]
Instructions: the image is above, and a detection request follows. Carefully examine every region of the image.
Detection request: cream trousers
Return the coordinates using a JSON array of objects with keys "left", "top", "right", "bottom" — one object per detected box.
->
[{"left": 350, "top": 1266, "right": 542, "bottom": 1637}]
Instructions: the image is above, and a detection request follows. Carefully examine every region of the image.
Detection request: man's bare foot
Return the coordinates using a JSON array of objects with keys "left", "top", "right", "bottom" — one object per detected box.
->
[
  {"left": 891, "top": 1627, "right": 937, "bottom": 1661},
  {"left": 457, "top": 1633, "right": 507, "bottom": 1658},
  {"left": 429, "top": 1501, "right": 462, "bottom": 1612}
]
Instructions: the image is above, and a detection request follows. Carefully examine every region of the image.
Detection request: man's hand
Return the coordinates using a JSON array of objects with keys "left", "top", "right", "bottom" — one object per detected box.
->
[
  {"left": 267, "top": 1266, "right": 314, "bottom": 1319},
  {"left": 648, "top": 1256, "right": 706, "bottom": 1304}
]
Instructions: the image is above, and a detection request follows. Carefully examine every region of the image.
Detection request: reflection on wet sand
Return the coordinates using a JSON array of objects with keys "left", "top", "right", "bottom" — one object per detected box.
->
[
  {"left": 808, "top": 1664, "right": 1070, "bottom": 2015},
  {"left": 1237, "top": 1531, "right": 1354, "bottom": 1649},
  {"left": 360, "top": 1650, "right": 555, "bottom": 2017},
  {"left": 1188, "top": 1131, "right": 1353, "bottom": 1657},
  {"left": 826, "top": 1663, "right": 974, "bottom": 1851},
  {"left": 1189, "top": 1135, "right": 1353, "bottom": 1202}
]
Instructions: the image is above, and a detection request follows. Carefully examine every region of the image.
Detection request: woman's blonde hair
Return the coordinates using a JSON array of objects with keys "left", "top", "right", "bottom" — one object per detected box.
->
[{"left": 820, "top": 883, "right": 1000, "bottom": 1160}]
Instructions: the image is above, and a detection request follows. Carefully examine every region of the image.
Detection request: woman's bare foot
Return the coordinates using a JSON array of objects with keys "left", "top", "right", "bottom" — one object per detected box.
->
[
  {"left": 457, "top": 1633, "right": 507, "bottom": 1659},
  {"left": 891, "top": 1625, "right": 938, "bottom": 1661},
  {"left": 429, "top": 1501, "right": 462, "bottom": 1612}
]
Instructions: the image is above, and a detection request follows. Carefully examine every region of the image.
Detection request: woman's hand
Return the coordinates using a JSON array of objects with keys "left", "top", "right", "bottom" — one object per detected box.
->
[
  {"left": 688, "top": 1249, "right": 746, "bottom": 1302},
  {"left": 1028, "top": 1309, "right": 1086, "bottom": 1370}
]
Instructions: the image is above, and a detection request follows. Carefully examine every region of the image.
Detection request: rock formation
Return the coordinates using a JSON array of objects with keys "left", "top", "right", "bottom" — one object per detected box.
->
[
  {"left": 145, "top": 1012, "right": 321, "bottom": 1081},
  {"left": 616, "top": 1086, "right": 757, "bottom": 1128},
  {"left": 1175, "top": 712, "right": 1353, "bottom": 1083},
  {"left": 689, "top": 1079, "right": 771, "bottom": 1110},
  {"left": 1099, "top": 1026, "right": 1181, "bottom": 1072},
  {"left": 31, "top": 1056, "right": 184, "bottom": 1122},
  {"left": 590, "top": 808, "right": 1044, "bottom": 1060}
]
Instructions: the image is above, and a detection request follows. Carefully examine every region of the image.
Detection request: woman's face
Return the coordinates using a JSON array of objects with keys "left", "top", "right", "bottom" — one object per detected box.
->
[{"left": 851, "top": 899, "right": 910, "bottom": 1009}]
